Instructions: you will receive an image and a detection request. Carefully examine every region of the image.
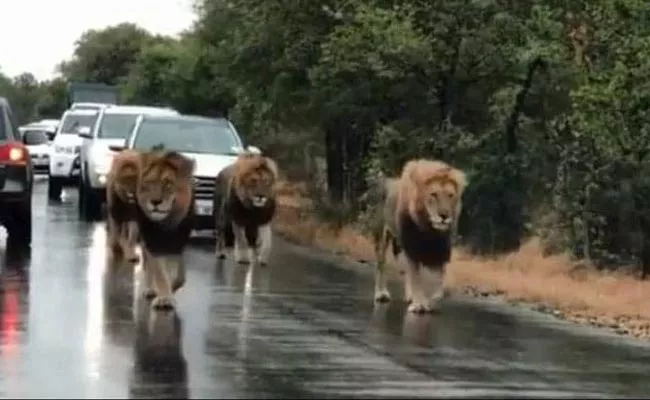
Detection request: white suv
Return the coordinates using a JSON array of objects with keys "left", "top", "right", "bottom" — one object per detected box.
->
[
  {"left": 77, "top": 105, "right": 179, "bottom": 220},
  {"left": 48, "top": 108, "right": 104, "bottom": 200}
]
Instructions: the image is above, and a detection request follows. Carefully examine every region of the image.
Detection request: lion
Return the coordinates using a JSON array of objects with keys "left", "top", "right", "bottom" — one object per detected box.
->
[
  {"left": 135, "top": 149, "right": 196, "bottom": 311},
  {"left": 371, "top": 158, "right": 467, "bottom": 314},
  {"left": 106, "top": 149, "right": 142, "bottom": 263},
  {"left": 213, "top": 151, "right": 279, "bottom": 266}
]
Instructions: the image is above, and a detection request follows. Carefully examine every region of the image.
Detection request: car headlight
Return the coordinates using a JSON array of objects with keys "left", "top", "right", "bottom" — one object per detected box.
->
[
  {"left": 94, "top": 157, "right": 113, "bottom": 175},
  {"left": 91, "top": 147, "right": 115, "bottom": 175}
]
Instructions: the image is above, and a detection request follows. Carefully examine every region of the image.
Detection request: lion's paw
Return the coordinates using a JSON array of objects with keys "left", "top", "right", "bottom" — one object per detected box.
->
[
  {"left": 407, "top": 301, "right": 432, "bottom": 314},
  {"left": 143, "top": 288, "right": 157, "bottom": 300},
  {"left": 374, "top": 289, "right": 391, "bottom": 303},
  {"left": 151, "top": 295, "right": 175, "bottom": 310}
]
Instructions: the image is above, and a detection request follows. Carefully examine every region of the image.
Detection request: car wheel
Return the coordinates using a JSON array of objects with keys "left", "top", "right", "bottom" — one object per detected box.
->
[
  {"left": 77, "top": 175, "right": 85, "bottom": 217},
  {"left": 6, "top": 198, "right": 32, "bottom": 249},
  {"left": 80, "top": 182, "right": 102, "bottom": 221},
  {"left": 48, "top": 176, "right": 63, "bottom": 200}
]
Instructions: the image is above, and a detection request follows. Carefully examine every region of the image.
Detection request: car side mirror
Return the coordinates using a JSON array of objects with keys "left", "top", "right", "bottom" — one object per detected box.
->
[
  {"left": 76, "top": 126, "right": 92, "bottom": 139},
  {"left": 108, "top": 145, "right": 125, "bottom": 152},
  {"left": 246, "top": 145, "right": 262, "bottom": 155}
]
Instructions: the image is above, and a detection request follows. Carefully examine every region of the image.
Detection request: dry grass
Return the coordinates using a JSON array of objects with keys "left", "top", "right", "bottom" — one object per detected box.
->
[{"left": 273, "top": 180, "right": 650, "bottom": 340}]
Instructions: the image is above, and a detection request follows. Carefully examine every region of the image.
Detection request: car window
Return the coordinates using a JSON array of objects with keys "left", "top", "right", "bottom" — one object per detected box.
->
[
  {"left": 98, "top": 113, "right": 138, "bottom": 139},
  {"left": 133, "top": 119, "right": 241, "bottom": 155},
  {"left": 23, "top": 130, "right": 50, "bottom": 145},
  {"left": 5, "top": 107, "right": 18, "bottom": 140},
  {"left": 59, "top": 113, "right": 99, "bottom": 134}
]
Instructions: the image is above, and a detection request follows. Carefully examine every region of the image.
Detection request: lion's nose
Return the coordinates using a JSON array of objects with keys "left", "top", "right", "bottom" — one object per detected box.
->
[
  {"left": 439, "top": 211, "right": 450, "bottom": 220},
  {"left": 151, "top": 199, "right": 162, "bottom": 207}
]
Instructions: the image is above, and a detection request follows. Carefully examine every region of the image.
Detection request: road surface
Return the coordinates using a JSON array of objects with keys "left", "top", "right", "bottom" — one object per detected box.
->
[{"left": 0, "top": 178, "right": 648, "bottom": 398}]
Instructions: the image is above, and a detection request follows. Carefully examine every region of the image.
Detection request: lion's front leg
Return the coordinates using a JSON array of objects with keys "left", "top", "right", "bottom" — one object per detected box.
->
[
  {"left": 232, "top": 223, "right": 249, "bottom": 264},
  {"left": 256, "top": 224, "right": 272, "bottom": 267},
  {"left": 427, "top": 264, "right": 450, "bottom": 312},
  {"left": 214, "top": 202, "right": 227, "bottom": 260},
  {"left": 106, "top": 216, "right": 122, "bottom": 260},
  {"left": 405, "top": 257, "right": 431, "bottom": 314},
  {"left": 124, "top": 220, "right": 139, "bottom": 263},
  {"left": 150, "top": 255, "right": 176, "bottom": 310},
  {"left": 374, "top": 227, "right": 391, "bottom": 303},
  {"left": 141, "top": 246, "right": 157, "bottom": 300}
]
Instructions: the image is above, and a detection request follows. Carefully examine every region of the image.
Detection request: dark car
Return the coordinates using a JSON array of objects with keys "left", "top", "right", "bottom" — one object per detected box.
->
[{"left": 0, "top": 97, "right": 33, "bottom": 248}]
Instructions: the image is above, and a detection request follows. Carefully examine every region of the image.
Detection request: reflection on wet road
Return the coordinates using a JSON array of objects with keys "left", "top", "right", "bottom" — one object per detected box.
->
[{"left": 0, "top": 179, "right": 649, "bottom": 398}]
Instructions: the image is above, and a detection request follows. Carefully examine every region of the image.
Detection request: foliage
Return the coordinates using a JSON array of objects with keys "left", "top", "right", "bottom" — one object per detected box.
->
[{"left": 4, "top": 0, "right": 650, "bottom": 276}]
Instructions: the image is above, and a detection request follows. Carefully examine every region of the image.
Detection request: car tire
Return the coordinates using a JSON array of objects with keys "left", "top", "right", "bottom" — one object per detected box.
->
[
  {"left": 48, "top": 176, "right": 63, "bottom": 200},
  {"left": 6, "top": 198, "right": 32, "bottom": 249},
  {"left": 79, "top": 175, "right": 102, "bottom": 221}
]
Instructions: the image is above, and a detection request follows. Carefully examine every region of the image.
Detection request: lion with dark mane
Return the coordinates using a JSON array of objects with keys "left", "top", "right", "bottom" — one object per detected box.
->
[
  {"left": 213, "top": 151, "right": 279, "bottom": 266},
  {"left": 105, "top": 149, "right": 141, "bottom": 263},
  {"left": 371, "top": 158, "right": 467, "bottom": 314},
  {"left": 135, "top": 149, "right": 196, "bottom": 310}
]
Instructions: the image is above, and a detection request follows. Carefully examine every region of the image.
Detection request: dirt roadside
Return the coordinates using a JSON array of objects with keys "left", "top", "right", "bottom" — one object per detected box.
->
[{"left": 272, "top": 182, "right": 650, "bottom": 341}]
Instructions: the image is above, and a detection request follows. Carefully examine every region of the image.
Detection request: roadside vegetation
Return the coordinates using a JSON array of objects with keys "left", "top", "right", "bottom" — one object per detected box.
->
[{"left": 3, "top": 0, "right": 650, "bottom": 339}]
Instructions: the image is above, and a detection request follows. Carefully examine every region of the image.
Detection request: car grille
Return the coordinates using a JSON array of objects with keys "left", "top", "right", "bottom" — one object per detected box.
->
[{"left": 193, "top": 176, "right": 215, "bottom": 200}]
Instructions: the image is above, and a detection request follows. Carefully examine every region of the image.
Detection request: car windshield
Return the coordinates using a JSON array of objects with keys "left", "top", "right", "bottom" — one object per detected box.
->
[
  {"left": 22, "top": 130, "right": 50, "bottom": 145},
  {"left": 60, "top": 113, "right": 98, "bottom": 134},
  {"left": 133, "top": 118, "right": 241, "bottom": 155},
  {"left": 98, "top": 113, "right": 138, "bottom": 139}
]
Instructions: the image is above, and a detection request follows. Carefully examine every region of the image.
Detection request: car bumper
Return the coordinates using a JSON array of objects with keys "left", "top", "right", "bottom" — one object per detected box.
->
[
  {"left": 0, "top": 165, "right": 30, "bottom": 207},
  {"left": 49, "top": 153, "right": 80, "bottom": 180},
  {"left": 30, "top": 153, "right": 50, "bottom": 173}
]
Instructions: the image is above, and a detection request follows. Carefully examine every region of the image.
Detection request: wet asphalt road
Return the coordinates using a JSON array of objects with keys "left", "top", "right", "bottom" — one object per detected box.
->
[{"left": 0, "top": 178, "right": 649, "bottom": 398}]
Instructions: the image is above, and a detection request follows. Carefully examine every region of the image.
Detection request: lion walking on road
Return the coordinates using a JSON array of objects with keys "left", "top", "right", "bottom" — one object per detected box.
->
[
  {"left": 106, "top": 149, "right": 142, "bottom": 263},
  {"left": 213, "top": 152, "right": 279, "bottom": 266},
  {"left": 371, "top": 158, "right": 468, "bottom": 314},
  {"left": 134, "top": 149, "right": 196, "bottom": 311}
]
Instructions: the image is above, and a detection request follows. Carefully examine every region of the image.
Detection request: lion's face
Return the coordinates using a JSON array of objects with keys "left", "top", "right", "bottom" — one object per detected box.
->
[
  {"left": 421, "top": 177, "right": 461, "bottom": 232},
  {"left": 113, "top": 164, "right": 138, "bottom": 204},
  {"left": 233, "top": 156, "right": 278, "bottom": 208},
  {"left": 399, "top": 159, "right": 467, "bottom": 233},
  {"left": 137, "top": 151, "right": 195, "bottom": 222}
]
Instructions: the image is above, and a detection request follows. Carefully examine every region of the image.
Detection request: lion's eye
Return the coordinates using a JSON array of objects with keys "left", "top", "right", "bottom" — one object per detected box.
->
[{"left": 430, "top": 192, "right": 438, "bottom": 199}]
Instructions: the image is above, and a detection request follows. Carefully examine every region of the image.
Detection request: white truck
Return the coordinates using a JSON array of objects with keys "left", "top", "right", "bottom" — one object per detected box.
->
[{"left": 76, "top": 105, "right": 179, "bottom": 220}]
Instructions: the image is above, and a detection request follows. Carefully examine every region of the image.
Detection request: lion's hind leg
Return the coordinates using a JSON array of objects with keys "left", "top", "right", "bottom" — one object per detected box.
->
[
  {"left": 168, "top": 254, "right": 186, "bottom": 293},
  {"left": 374, "top": 226, "right": 392, "bottom": 303}
]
